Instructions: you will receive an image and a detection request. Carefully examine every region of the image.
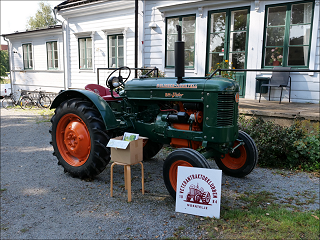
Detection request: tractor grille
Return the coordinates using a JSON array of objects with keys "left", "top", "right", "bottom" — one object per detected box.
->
[{"left": 217, "top": 94, "right": 235, "bottom": 127}]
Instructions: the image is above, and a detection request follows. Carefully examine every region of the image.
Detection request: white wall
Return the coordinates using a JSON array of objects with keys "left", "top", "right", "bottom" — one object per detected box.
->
[
  {"left": 60, "top": 1, "right": 136, "bottom": 89},
  {"left": 6, "top": 30, "right": 65, "bottom": 93}
]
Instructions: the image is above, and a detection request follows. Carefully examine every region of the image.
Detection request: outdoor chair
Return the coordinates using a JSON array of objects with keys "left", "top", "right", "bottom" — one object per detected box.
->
[{"left": 258, "top": 67, "right": 291, "bottom": 104}]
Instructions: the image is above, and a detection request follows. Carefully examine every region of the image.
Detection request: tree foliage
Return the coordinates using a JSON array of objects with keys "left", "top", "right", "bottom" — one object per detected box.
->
[
  {"left": 0, "top": 50, "right": 9, "bottom": 79},
  {"left": 26, "top": 1, "right": 57, "bottom": 30}
]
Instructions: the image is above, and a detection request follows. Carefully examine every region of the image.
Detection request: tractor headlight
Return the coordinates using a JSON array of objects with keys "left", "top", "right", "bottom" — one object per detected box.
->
[{"left": 108, "top": 76, "right": 120, "bottom": 89}]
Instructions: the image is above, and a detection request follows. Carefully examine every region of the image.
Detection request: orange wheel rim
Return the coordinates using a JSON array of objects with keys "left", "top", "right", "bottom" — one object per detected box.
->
[
  {"left": 56, "top": 113, "right": 91, "bottom": 166},
  {"left": 221, "top": 142, "right": 247, "bottom": 170},
  {"left": 169, "top": 160, "right": 193, "bottom": 191}
]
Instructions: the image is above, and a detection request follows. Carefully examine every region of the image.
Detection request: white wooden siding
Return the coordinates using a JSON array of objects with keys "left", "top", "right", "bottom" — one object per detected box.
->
[{"left": 7, "top": 31, "right": 64, "bottom": 93}]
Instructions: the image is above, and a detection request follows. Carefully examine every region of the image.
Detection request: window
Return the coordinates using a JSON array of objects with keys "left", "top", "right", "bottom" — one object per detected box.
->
[
  {"left": 46, "top": 41, "right": 58, "bottom": 69},
  {"left": 166, "top": 15, "right": 196, "bottom": 68},
  {"left": 22, "top": 43, "right": 33, "bottom": 69},
  {"left": 207, "top": 9, "right": 249, "bottom": 71},
  {"left": 263, "top": 1, "right": 314, "bottom": 68},
  {"left": 79, "top": 37, "right": 92, "bottom": 69},
  {"left": 108, "top": 35, "right": 124, "bottom": 68}
]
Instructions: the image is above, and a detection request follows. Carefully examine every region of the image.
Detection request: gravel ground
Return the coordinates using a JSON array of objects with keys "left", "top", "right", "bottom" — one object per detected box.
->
[{"left": 1, "top": 108, "right": 319, "bottom": 239}]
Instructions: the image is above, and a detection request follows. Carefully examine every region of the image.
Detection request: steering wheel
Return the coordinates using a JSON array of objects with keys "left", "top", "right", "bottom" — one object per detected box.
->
[{"left": 106, "top": 66, "right": 131, "bottom": 89}]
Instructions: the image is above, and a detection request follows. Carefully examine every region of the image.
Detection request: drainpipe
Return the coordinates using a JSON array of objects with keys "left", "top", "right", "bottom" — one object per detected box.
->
[
  {"left": 3, "top": 36, "right": 13, "bottom": 93},
  {"left": 53, "top": 7, "right": 67, "bottom": 90},
  {"left": 135, "top": 0, "right": 138, "bottom": 78}
]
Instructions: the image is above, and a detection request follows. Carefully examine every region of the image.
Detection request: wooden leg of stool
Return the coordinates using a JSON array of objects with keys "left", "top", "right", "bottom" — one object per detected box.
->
[
  {"left": 124, "top": 166, "right": 128, "bottom": 190},
  {"left": 139, "top": 162, "right": 144, "bottom": 194},
  {"left": 110, "top": 162, "right": 116, "bottom": 197},
  {"left": 126, "top": 165, "right": 132, "bottom": 202}
]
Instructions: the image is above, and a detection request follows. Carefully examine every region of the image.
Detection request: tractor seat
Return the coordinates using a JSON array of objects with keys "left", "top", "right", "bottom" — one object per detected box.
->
[{"left": 85, "top": 84, "right": 121, "bottom": 101}]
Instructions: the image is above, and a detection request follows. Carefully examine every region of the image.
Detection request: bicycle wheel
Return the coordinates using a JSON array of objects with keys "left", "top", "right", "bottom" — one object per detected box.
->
[
  {"left": 20, "top": 97, "right": 33, "bottom": 109},
  {"left": 39, "top": 95, "right": 51, "bottom": 108},
  {"left": 2, "top": 98, "right": 14, "bottom": 109}
]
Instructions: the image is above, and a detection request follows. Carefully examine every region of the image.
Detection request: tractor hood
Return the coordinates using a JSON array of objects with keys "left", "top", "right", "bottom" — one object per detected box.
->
[{"left": 123, "top": 77, "right": 239, "bottom": 101}]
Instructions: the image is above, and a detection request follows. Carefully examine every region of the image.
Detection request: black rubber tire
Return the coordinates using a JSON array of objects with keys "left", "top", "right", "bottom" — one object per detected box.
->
[
  {"left": 21, "top": 96, "right": 33, "bottom": 109},
  {"left": 163, "top": 148, "right": 210, "bottom": 199},
  {"left": 143, "top": 140, "right": 163, "bottom": 160},
  {"left": 50, "top": 98, "right": 111, "bottom": 178},
  {"left": 39, "top": 96, "right": 51, "bottom": 108},
  {"left": 214, "top": 130, "right": 258, "bottom": 178}
]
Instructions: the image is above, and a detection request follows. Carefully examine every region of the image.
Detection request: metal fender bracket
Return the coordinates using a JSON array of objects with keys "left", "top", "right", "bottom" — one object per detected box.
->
[{"left": 230, "top": 140, "right": 245, "bottom": 153}]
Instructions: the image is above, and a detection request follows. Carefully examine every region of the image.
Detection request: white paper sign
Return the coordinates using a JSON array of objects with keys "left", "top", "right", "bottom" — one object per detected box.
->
[
  {"left": 106, "top": 139, "right": 130, "bottom": 149},
  {"left": 175, "top": 166, "right": 222, "bottom": 219}
]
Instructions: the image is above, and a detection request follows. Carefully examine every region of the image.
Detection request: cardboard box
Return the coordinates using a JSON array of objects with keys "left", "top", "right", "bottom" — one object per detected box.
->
[{"left": 107, "top": 136, "right": 145, "bottom": 164}]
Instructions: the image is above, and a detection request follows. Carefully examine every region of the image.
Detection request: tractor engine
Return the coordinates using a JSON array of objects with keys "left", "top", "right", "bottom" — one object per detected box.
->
[{"left": 161, "top": 102, "right": 203, "bottom": 149}]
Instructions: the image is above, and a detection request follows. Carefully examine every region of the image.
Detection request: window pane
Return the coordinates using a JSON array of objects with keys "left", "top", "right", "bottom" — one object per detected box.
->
[
  {"left": 210, "top": 12, "right": 226, "bottom": 32},
  {"left": 28, "top": 45, "right": 32, "bottom": 61},
  {"left": 53, "top": 41, "right": 57, "bottom": 50},
  {"left": 264, "top": 47, "right": 283, "bottom": 66},
  {"left": 230, "top": 32, "right": 246, "bottom": 52},
  {"left": 118, "top": 47, "right": 123, "bottom": 58},
  {"left": 291, "top": 3, "right": 312, "bottom": 24},
  {"left": 229, "top": 52, "right": 246, "bottom": 69},
  {"left": 109, "top": 57, "right": 116, "bottom": 68},
  {"left": 266, "top": 27, "right": 285, "bottom": 46},
  {"left": 182, "top": 33, "right": 195, "bottom": 50},
  {"left": 54, "top": 51, "right": 58, "bottom": 61},
  {"left": 289, "top": 25, "right": 310, "bottom": 45},
  {"left": 166, "top": 51, "right": 175, "bottom": 66},
  {"left": 167, "top": 35, "right": 177, "bottom": 50},
  {"left": 118, "top": 35, "right": 124, "bottom": 46},
  {"left": 118, "top": 58, "right": 124, "bottom": 67},
  {"left": 48, "top": 46, "right": 53, "bottom": 68},
  {"left": 167, "top": 18, "right": 179, "bottom": 34},
  {"left": 111, "top": 47, "right": 115, "bottom": 58},
  {"left": 55, "top": 60, "right": 58, "bottom": 68},
  {"left": 208, "top": 53, "right": 224, "bottom": 70},
  {"left": 79, "top": 39, "right": 85, "bottom": 68},
  {"left": 288, "top": 46, "right": 308, "bottom": 66},
  {"left": 267, "top": 6, "right": 286, "bottom": 26},
  {"left": 185, "top": 49, "right": 194, "bottom": 67},
  {"left": 182, "top": 16, "right": 195, "bottom": 33},
  {"left": 210, "top": 33, "right": 225, "bottom": 52},
  {"left": 231, "top": 10, "right": 247, "bottom": 31}
]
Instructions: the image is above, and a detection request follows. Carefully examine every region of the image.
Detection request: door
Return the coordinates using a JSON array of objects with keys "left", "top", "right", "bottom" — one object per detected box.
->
[{"left": 207, "top": 8, "right": 250, "bottom": 97}]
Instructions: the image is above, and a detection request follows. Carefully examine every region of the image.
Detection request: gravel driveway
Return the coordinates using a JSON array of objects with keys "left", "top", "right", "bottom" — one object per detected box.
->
[{"left": 1, "top": 108, "right": 319, "bottom": 239}]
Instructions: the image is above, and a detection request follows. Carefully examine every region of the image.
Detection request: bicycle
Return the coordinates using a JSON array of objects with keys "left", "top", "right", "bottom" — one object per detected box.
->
[
  {"left": 22, "top": 89, "right": 51, "bottom": 109},
  {"left": 1, "top": 89, "right": 26, "bottom": 109}
]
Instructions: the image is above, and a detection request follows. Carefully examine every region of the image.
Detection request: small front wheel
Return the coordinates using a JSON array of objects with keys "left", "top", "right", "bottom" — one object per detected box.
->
[
  {"left": 163, "top": 148, "right": 210, "bottom": 199},
  {"left": 214, "top": 131, "right": 258, "bottom": 178}
]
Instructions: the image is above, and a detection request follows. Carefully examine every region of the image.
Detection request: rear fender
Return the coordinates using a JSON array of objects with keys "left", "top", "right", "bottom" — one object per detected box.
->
[{"left": 51, "top": 89, "right": 120, "bottom": 130}]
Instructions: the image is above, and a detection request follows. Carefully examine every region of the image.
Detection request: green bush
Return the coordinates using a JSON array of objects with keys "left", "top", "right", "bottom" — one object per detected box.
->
[{"left": 238, "top": 116, "right": 320, "bottom": 171}]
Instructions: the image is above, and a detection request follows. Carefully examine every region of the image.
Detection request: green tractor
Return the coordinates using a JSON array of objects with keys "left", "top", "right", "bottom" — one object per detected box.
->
[{"left": 49, "top": 26, "right": 257, "bottom": 199}]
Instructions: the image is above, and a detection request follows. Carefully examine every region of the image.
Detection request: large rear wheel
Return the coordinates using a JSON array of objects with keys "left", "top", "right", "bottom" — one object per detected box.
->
[
  {"left": 214, "top": 131, "right": 258, "bottom": 178},
  {"left": 163, "top": 148, "right": 210, "bottom": 199},
  {"left": 50, "top": 98, "right": 111, "bottom": 178}
]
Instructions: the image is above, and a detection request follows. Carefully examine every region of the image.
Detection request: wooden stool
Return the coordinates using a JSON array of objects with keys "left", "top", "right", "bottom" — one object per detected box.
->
[{"left": 110, "top": 161, "right": 144, "bottom": 202}]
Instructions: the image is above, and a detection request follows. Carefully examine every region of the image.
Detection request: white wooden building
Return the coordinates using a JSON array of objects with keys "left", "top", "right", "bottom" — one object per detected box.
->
[
  {"left": 2, "top": 0, "right": 320, "bottom": 103},
  {"left": 2, "top": 25, "right": 65, "bottom": 93}
]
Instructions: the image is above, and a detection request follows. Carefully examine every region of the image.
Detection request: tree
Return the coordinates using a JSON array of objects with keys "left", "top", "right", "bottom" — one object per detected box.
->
[
  {"left": 26, "top": 1, "right": 57, "bottom": 30},
  {"left": 0, "top": 50, "right": 9, "bottom": 80}
]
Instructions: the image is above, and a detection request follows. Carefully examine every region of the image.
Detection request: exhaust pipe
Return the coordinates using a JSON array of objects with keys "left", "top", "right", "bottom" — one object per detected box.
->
[{"left": 175, "top": 25, "right": 185, "bottom": 84}]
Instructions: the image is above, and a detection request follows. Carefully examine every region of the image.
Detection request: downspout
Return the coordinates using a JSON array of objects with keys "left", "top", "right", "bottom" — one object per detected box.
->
[
  {"left": 53, "top": 7, "right": 67, "bottom": 90},
  {"left": 3, "top": 37, "right": 13, "bottom": 93},
  {"left": 135, "top": 0, "right": 138, "bottom": 78}
]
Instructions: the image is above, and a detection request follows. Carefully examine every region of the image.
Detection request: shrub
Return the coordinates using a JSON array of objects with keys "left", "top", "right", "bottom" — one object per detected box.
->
[{"left": 238, "top": 116, "right": 320, "bottom": 171}]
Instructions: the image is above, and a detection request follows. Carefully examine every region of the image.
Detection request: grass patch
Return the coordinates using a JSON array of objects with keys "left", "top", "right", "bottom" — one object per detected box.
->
[{"left": 201, "top": 191, "right": 320, "bottom": 239}]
